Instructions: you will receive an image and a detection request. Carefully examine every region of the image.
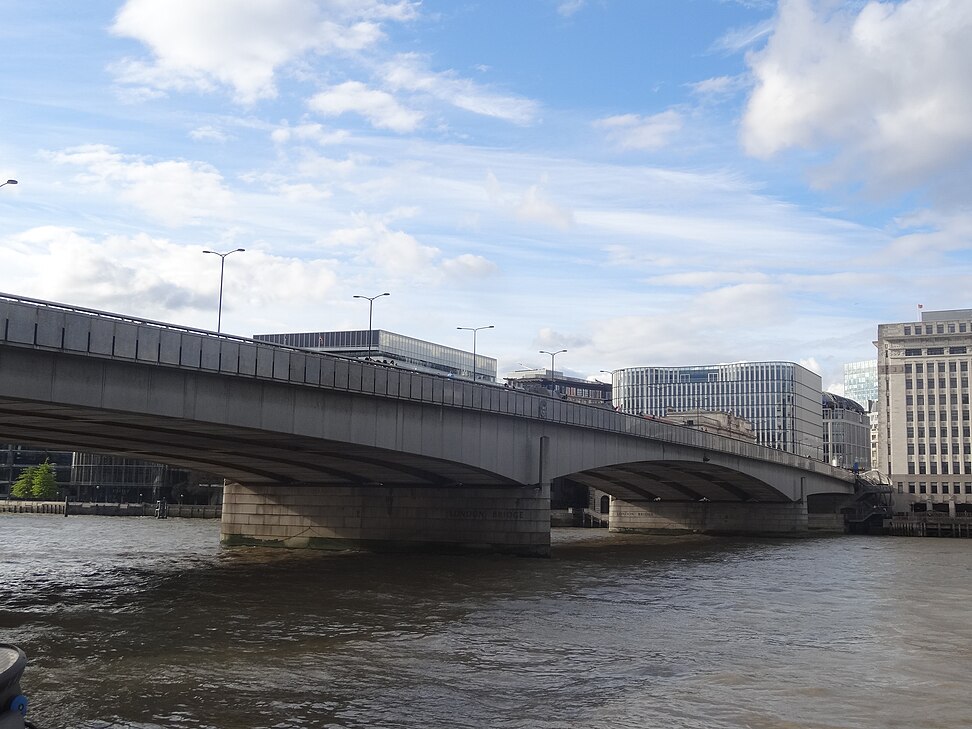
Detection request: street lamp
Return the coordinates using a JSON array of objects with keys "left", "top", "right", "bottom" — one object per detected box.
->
[
  {"left": 457, "top": 325, "right": 493, "bottom": 381},
  {"left": 202, "top": 248, "right": 245, "bottom": 333},
  {"left": 0, "top": 179, "right": 17, "bottom": 188},
  {"left": 539, "top": 349, "right": 567, "bottom": 380},
  {"left": 353, "top": 292, "right": 390, "bottom": 358}
]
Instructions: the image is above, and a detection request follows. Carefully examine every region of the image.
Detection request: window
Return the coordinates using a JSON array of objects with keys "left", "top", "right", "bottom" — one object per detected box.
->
[
  {"left": 928, "top": 347, "right": 945, "bottom": 356},
  {"left": 931, "top": 482, "right": 939, "bottom": 493},
  {"left": 966, "top": 483, "right": 972, "bottom": 494},
  {"left": 943, "top": 482, "right": 950, "bottom": 493},
  {"left": 908, "top": 462, "right": 916, "bottom": 474},
  {"left": 908, "top": 482, "right": 916, "bottom": 493},
  {"left": 917, "top": 364, "right": 924, "bottom": 373},
  {"left": 905, "top": 378, "right": 913, "bottom": 390},
  {"left": 919, "top": 482, "right": 927, "bottom": 493},
  {"left": 930, "top": 463, "right": 938, "bottom": 474},
  {"left": 904, "top": 327, "right": 912, "bottom": 335},
  {"left": 951, "top": 347, "right": 967, "bottom": 354},
  {"left": 908, "top": 443, "right": 915, "bottom": 455},
  {"left": 919, "top": 462, "right": 927, "bottom": 474},
  {"left": 905, "top": 349, "right": 922, "bottom": 356},
  {"left": 937, "top": 324, "right": 945, "bottom": 334},
  {"left": 907, "top": 427, "right": 915, "bottom": 437}
]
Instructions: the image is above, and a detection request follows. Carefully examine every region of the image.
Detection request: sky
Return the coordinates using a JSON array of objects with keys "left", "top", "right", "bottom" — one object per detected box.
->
[{"left": 2, "top": 0, "right": 972, "bottom": 394}]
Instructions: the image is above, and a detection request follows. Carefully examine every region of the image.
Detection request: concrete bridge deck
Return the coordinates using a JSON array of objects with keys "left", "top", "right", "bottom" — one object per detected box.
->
[{"left": 0, "top": 293, "right": 855, "bottom": 554}]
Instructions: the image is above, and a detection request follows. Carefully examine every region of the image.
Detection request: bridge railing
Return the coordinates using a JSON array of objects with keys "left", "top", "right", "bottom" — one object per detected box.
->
[{"left": 0, "top": 292, "right": 850, "bottom": 480}]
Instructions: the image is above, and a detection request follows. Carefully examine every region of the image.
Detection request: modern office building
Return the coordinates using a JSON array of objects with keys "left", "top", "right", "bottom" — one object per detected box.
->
[
  {"left": 612, "top": 362, "right": 824, "bottom": 457},
  {"left": 1, "top": 445, "right": 73, "bottom": 497},
  {"left": 876, "top": 308, "right": 972, "bottom": 509},
  {"left": 503, "top": 369, "right": 612, "bottom": 407},
  {"left": 843, "top": 360, "right": 878, "bottom": 408},
  {"left": 253, "top": 329, "right": 497, "bottom": 383},
  {"left": 821, "top": 392, "right": 870, "bottom": 470},
  {"left": 843, "top": 359, "right": 879, "bottom": 473},
  {"left": 1, "top": 444, "right": 194, "bottom": 502}
]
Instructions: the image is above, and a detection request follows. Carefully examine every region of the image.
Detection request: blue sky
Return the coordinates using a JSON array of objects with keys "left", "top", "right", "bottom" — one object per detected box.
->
[{"left": 2, "top": 0, "right": 971, "bottom": 393}]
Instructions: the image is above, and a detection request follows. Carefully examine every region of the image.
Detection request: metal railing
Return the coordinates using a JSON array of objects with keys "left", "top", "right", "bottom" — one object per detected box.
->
[{"left": 0, "top": 292, "right": 852, "bottom": 482}]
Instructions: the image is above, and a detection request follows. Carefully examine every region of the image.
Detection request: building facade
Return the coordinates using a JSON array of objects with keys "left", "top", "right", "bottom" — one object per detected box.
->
[
  {"left": 821, "top": 392, "right": 870, "bottom": 470},
  {"left": 254, "top": 329, "right": 497, "bottom": 383},
  {"left": 502, "top": 369, "right": 612, "bottom": 407},
  {"left": 877, "top": 308, "right": 972, "bottom": 508},
  {"left": 843, "top": 360, "right": 878, "bottom": 408},
  {"left": 612, "top": 362, "right": 824, "bottom": 457},
  {"left": 843, "top": 359, "right": 880, "bottom": 470}
]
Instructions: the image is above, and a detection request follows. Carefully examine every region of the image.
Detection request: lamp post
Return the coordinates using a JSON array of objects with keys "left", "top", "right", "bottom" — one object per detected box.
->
[
  {"left": 202, "top": 248, "right": 245, "bottom": 333},
  {"left": 539, "top": 349, "right": 566, "bottom": 380},
  {"left": 0, "top": 179, "right": 17, "bottom": 188},
  {"left": 457, "top": 325, "right": 493, "bottom": 381},
  {"left": 353, "top": 292, "right": 390, "bottom": 359}
]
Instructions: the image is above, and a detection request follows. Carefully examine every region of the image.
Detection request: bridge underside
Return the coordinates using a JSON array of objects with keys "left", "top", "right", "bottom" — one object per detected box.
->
[
  {"left": 0, "top": 397, "right": 517, "bottom": 488},
  {"left": 565, "top": 461, "right": 786, "bottom": 503}
]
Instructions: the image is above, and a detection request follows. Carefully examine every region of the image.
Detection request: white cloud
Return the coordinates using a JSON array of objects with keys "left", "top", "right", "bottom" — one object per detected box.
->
[
  {"left": 189, "top": 126, "right": 228, "bottom": 143},
  {"left": 44, "top": 144, "right": 234, "bottom": 226},
  {"left": 742, "top": 0, "right": 972, "bottom": 197},
  {"left": 110, "top": 0, "right": 418, "bottom": 104},
  {"left": 0, "top": 226, "right": 340, "bottom": 330},
  {"left": 270, "top": 122, "right": 349, "bottom": 146},
  {"left": 441, "top": 253, "right": 499, "bottom": 277},
  {"left": 309, "top": 81, "right": 423, "bottom": 132},
  {"left": 594, "top": 110, "right": 683, "bottom": 151},
  {"left": 486, "top": 171, "right": 574, "bottom": 231},
  {"left": 381, "top": 53, "right": 539, "bottom": 124},
  {"left": 323, "top": 219, "right": 498, "bottom": 281},
  {"left": 557, "top": 0, "right": 587, "bottom": 17}
]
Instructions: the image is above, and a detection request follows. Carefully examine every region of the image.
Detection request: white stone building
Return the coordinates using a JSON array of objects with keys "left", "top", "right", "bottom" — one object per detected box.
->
[{"left": 877, "top": 309, "right": 972, "bottom": 510}]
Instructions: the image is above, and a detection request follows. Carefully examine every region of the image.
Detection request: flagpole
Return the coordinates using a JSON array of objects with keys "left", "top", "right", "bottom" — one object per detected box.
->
[{"left": 917, "top": 303, "right": 923, "bottom": 322}]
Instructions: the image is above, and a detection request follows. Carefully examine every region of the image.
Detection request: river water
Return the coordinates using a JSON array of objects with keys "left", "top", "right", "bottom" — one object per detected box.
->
[{"left": 2, "top": 515, "right": 970, "bottom": 729}]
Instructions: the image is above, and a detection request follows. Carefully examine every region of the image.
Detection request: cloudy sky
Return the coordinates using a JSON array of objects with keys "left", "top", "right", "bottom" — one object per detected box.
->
[{"left": 2, "top": 0, "right": 971, "bottom": 392}]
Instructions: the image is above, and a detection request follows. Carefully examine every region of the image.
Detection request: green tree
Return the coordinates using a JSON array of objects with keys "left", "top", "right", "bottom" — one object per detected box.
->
[
  {"left": 10, "top": 465, "right": 37, "bottom": 499},
  {"left": 32, "top": 460, "right": 59, "bottom": 500}
]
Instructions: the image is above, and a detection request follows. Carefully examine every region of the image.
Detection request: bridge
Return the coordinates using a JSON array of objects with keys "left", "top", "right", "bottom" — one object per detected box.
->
[{"left": 0, "top": 293, "right": 856, "bottom": 555}]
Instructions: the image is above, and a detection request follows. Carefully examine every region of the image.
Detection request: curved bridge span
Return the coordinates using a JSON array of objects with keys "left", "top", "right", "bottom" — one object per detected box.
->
[{"left": 0, "top": 294, "right": 854, "bottom": 555}]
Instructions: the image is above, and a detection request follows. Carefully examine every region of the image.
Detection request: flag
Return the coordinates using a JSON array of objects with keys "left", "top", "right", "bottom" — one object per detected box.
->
[{"left": 918, "top": 304, "right": 923, "bottom": 309}]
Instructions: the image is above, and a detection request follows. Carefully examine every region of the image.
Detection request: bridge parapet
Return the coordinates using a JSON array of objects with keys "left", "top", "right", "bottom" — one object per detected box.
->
[{"left": 0, "top": 292, "right": 852, "bottom": 485}]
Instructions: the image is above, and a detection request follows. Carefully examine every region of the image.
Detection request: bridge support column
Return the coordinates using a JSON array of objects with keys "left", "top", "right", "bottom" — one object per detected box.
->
[
  {"left": 221, "top": 481, "right": 551, "bottom": 556},
  {"left": 609, "top": 499, "right": 809, "bottom": 536}
]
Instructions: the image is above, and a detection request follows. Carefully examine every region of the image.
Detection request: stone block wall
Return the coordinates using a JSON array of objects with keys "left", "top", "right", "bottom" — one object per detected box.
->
[
  {"left": 221, "top": 482, "right": 551, "bottom": 556},
  {"left": 609, "top": 499, "right": 809, "bottom": 536}
]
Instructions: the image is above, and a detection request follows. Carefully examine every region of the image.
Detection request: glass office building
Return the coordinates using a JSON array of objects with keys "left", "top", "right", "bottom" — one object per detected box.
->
[
  {"left": 613, "top": 361, "right": 824, "bottom": 457},
  {"left": 822, "top": 392, "right": 870, "bottom": 470},
  {"left": 843, "top": 360, "right": 878, "bottom": 409},
  {"left": 253, "top": 329, "right": 498, "bottom": 383}
]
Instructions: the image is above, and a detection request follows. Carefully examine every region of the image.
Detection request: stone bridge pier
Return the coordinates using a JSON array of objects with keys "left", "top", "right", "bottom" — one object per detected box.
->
[{"left": 221, "top": 482, "right": 552, "bottom": 556}]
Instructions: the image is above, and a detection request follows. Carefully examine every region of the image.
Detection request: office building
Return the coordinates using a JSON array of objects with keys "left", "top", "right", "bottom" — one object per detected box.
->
[
  {"left": 843, "top": 360, "right": 878, "bottom": 408},
  {"left": 503, "top": 369, "right": 612, "bottom": 407},
  {"left": 843, "top": 359, "right": 879, "bottom": 472},
  {"left": 821, "top": 392, "right": 870, "bottom": 470},
  {"left": 254, "top": 329, "right": 497, "bottom": 383},
  {"left": 612, "top": 361, "right": 823, "bottom": 457},
  {"left": 876, "top": 308, "right": 972, "bottom": 509}
]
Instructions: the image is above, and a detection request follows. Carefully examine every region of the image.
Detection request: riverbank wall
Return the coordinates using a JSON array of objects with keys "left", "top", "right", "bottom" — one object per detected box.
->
[{"left": 0, "top": 500, "right": 221, "bottom": 518}]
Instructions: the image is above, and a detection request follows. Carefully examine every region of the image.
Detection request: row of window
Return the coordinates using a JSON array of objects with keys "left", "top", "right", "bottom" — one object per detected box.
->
[
  {"left": 907, "top": 462, "right": 970, "bottom": 475},
  {"left": 903, "top": 323, "right": 970, "bottom": 335},
  {"left": 905, "top": 481, "right": 972, "bottom": 494},
  {"left": 906, "top": 426, "right": 970, "bottom": 437},
  {"left": 905, "top": 395, "right": 968, "bottom": 406},
  {"left": 905, "top": 412, "right": 970, "bottom": 424},
  {"left": 908, "top": 443, "right": 972, "bottom": 454},
  {"left": 904, "top": 362, "right": 968, "bottom": 373},
  {"left": 904, "top": 379, "right": 968, "bottom": 389},
  {"left": 904, "top": 347, "right": 969, "bottom": 356}
]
